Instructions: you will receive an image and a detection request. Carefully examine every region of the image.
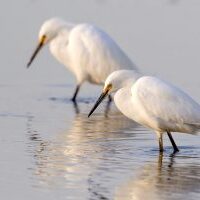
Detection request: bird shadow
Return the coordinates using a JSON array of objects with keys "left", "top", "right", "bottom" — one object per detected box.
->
[
  {"left": 48, "top": 96, "right": 113, "bottom": 115},
  {"left": 48, "top": 96, "right": 95, "bottom": 104}
]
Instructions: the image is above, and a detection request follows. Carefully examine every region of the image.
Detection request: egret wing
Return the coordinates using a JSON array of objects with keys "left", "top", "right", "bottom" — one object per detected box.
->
[
  {"left": 133, "top": 76, "right": 200, "bottom": 131},
  {"left": 68, "top": 24, "right": 137, "bottom": 83}
]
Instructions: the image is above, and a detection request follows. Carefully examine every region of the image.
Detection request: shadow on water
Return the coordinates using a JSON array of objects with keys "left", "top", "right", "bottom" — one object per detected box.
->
[
  {"left": 72, "top": 100, "right": 112, "bottom": 115},
  {"left": 48, "top": 96, "right": 95, "bottom": 105},
  {"left": 49, "top": 96, "right": 112, "bottom": 115}
]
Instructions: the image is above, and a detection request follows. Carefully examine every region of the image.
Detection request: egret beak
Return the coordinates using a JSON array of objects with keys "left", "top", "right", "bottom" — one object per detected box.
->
[
  {"left": 27, "top": 35, "right": 46, "bottom": 68},
  {"left": 88, "top": 84, "right": 112, "bottom": 117}
]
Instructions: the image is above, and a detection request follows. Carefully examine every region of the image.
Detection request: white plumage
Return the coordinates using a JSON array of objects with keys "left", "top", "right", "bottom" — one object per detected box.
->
[
  {"left": 27, "top": 18, "right": 138, "bottom": 101},
  {"left": 89, "top": 70, "right": 200, "bottom": 152}
]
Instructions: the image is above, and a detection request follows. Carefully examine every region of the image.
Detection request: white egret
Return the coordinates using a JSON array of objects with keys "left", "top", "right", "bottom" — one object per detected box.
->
[
  {"left": 27, "top": 17, "right": 138, "bottom": 102},
  {"left": 88, "top": 70, "right": 200, "bottom": 153}
]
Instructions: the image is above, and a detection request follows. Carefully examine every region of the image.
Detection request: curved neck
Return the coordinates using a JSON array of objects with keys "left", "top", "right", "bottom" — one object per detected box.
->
[
  {"left": 49, "top": 27, "right": 72, "bottom": 67},
  {"left": 114, "top": 87, "right": 134, "bottom": 120},
  {"left": 119, "top": 72, "right": 142, "bottom": 90}
]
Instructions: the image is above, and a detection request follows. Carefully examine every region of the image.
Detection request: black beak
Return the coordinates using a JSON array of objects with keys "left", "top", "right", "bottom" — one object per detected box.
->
[
  {"left": 27, "top": 35, "right": 47, "bottom": 68},
  {"left": 27, "top": 41, "right": 44, "bottom": 68},
  {"left": 88, "top": 90, "right": 109, "bottom": 117}
]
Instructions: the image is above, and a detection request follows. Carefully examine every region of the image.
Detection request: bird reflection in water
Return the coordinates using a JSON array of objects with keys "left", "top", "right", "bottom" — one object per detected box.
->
[
  {"left": 115, "top": 152, "right": 200, "bottom": 200},
  {"left": 26, "top": 110, "right": 137, "bottom": 193},
  {"left": 26, "top": 111, "right": 200, "bottom": 199}
]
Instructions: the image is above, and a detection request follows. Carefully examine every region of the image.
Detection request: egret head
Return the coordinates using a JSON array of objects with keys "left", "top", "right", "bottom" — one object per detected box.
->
[
  {"left": 27, "top": 17, "right": 66, "bottom": 68},
  {"left": 88, "top": 70, "right": 140, "bottom": 117}
]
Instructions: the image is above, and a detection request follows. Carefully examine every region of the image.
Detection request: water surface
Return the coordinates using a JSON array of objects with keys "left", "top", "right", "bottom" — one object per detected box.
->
[{"left": 0, "top": 84, "right": 200, "bottom": 200}]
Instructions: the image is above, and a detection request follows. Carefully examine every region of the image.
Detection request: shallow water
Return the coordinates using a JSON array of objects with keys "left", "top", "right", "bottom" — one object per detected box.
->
[
  {"left": 1, "top": 0, "right": 200, "bottom": 199},
  {"left": 0, "top": 84, "right": 200, "bottom": 200}
]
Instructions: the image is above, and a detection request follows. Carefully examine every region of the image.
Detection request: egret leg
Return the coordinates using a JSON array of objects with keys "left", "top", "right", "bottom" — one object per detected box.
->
[
  {"left": 71, "top": 85, "right": 80, "bottom": 102},
  {"left": 167, "top": 131, "right": 179, "bottom": 153},
  {"left": 156, "top": 131, "right": 163, "bottom": 152}
]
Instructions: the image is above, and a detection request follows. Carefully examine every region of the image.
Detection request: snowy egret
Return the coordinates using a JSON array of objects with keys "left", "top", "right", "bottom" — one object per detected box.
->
[
  {"left": 27, "top": 17, "right": 138, "bottom": 102},
  {"left": 88, "top": 70, "right": 200, "bottom": 153}
]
